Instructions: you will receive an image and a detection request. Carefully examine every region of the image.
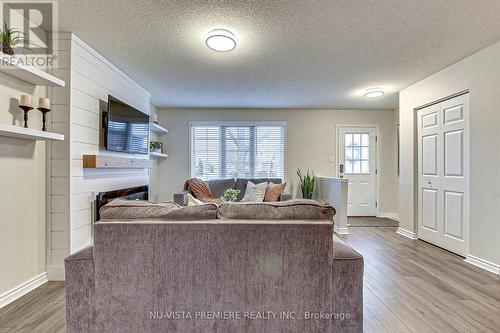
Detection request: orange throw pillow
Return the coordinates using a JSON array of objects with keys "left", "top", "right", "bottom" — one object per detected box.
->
[{"left": 264, "top": 182, "right": 286, "bottom": 202}]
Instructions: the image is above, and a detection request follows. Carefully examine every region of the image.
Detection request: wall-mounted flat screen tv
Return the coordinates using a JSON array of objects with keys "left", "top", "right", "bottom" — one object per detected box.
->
[{"left": 106, "top": 95, "right": 149, "bottom": 154}]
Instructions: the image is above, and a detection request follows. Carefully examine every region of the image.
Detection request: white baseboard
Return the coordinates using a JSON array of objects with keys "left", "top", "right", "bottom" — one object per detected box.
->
[
  {"left": 464, "top": 255, "right": 500, "bottom": 275},
  {"left": 47, "top": 265, "right": 65, "bottom": 281},
  {"left": 0, "top": 272, "right": 48, "bottom": 309},
  {"left": 377, "top": 212, "right": 400, "bottom": 221},
  {"left": 334, "top": 224, "right": 349, "bottom": 235},
  {"left": 396, "top": 228, "right": 418, "bottom": 240}
]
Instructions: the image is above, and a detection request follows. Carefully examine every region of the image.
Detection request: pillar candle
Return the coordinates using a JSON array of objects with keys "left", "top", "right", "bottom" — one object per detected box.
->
[
  {"left": 19, "top": 95, "right": 33, "bottom": 107},
  {"left": 38, "top": 97, "right": 50, "bottom": 109}
]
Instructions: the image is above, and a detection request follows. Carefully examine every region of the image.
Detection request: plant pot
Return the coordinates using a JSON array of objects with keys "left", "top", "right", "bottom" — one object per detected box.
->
[{"left": 1, "top": 43, "right": 14, "bottom": 55}]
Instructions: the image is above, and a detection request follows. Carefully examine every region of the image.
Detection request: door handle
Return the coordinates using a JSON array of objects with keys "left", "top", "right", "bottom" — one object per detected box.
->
[{"left": 339, "top": 163, "right": 344, "bottom": 178}]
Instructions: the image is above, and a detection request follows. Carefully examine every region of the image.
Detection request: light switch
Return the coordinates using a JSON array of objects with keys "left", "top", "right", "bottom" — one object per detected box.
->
[{"left": 329, "top": 156, "right": 335, "bottom": 163}]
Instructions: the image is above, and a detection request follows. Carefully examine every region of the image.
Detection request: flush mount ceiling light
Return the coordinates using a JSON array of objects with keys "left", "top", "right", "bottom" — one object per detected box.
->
[
  {"left": 364, "top": 87, "right": 384, "bottom": 98},
  {"left": 205, "top": 29, "right": 237, "bottom": 52}
]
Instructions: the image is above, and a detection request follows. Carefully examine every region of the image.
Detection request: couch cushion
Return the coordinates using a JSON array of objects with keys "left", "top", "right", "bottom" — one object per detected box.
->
[
  {"left": 160, "top": 204, "right": 219, "bottom": 220},
  {"left": 217, "top": 199, "right": 335, "bottom": 221},
  {"left": 99, "top": 199, "right": 218, "bottom": 220},
  {"left": 235, "top": 178, "right": 282, "bottom": 201},
  {"left": 207, "top": 178, "right": 236, "bottom": 198}
]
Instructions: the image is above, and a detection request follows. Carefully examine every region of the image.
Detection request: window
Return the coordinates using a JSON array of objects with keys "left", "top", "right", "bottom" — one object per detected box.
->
[
  {"left": 344, "top": 133, "right": 370, "bottom": 174},
  {"left": 191, "top": 123, "right": 285, "bottom": 180}
]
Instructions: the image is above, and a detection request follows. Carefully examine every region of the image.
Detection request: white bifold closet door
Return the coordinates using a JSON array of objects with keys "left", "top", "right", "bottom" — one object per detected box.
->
[{"left": 417, "top": 93, "right": 469, "bottom": 256}]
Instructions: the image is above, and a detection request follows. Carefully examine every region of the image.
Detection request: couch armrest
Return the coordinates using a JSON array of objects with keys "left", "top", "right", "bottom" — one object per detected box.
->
[
  {"left": 174, "top": 190, "right": 190, "bottom": 206},
  {"left": 330, "top": 235, "right": 364, "bottom": 332},
  {"left": 280, "top": 192, "right": 293, "bottom": 201},
  {"left": 65, "top": 246, "right": 95, "bottom": 333}
]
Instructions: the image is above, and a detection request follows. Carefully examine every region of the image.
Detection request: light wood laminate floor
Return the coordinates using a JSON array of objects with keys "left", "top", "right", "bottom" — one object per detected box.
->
[{"left": 0, "top": 227, "right": 499, "bottom": 332}]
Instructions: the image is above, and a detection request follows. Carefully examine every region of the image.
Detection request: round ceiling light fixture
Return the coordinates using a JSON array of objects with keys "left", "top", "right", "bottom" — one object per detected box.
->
[
  {"left": 205, "top": 29, "right": 237, "bottom": 52},
  {"left": 364, "top": 87, "right": 384, "bottom": 98}
]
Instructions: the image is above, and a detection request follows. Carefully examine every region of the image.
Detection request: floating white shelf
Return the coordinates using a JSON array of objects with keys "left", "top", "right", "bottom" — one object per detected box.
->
[
  {"left": 0, "top": 123, "right": 64, "bottom": 141},
  {"left": 150, "top": 151, "right": 168, "bottom": 159},
  {"left": 0, "top": 54, "right": 65, "bottom": 87},
  {"left": 151, "top": 122, "right": 168, "bottom": 134}
]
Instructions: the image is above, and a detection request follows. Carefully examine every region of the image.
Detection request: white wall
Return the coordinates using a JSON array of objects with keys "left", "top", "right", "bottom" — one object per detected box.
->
[
  {"left": 0, "top": 74, "right": 47, "bottom": 295},
  {"left": 0, "top": 10, "right": 51, "bottom": 297},
  {"left": 149, "top": 104, "right": 161, "bottom": 202},
  {"left": 47, "top": 34, "right": 151, "bottom": 279},
  {"left": 399, "top": 41, "right": 500, "bottom": 265},
  {"left": 154, "top": 108, "right": 399, "bottom": 215}
]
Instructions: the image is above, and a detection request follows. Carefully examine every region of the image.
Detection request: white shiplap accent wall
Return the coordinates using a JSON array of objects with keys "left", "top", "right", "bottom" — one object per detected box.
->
[
  {"left": 47, "top": 34, "right": 151, "bottom": 280},
  {"left": 48, "top": 33, "right": 72, "bottom": 280}
]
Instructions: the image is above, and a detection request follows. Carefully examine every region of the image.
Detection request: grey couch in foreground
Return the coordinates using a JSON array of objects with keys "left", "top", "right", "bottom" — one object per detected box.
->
[
  {"left": 65, "top": 201, "right": 363, "bottom": 333},
  {"left": 174, "top": 178, "right": 293, "bottom": 205}
]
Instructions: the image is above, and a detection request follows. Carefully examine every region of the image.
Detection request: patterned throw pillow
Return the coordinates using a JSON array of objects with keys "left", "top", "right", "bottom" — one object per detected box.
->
[
  {"left": 264, "top": 182, "right": 286, "bottom": 202},
  {"left": 240, "top": 181, "right": 268, "bottom": 202}
]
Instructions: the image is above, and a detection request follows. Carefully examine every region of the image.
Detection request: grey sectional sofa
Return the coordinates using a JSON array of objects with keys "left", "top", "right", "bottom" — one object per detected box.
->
[
  {"left": 174, "top": 178, "right": 293, "bottom": 205},
  {"left": 65, "top": 200, "right": 363, "bottom": 333}
]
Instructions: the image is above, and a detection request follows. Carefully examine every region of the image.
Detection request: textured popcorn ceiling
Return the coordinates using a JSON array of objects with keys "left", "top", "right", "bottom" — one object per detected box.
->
[{"left": 57, "top": 0, "right": 500, "bottom": 109}]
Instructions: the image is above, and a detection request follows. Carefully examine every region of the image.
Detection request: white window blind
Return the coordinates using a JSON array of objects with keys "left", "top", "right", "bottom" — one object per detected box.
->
[{"left": 191, "top": 123, "right": 285, "bottom": 180}]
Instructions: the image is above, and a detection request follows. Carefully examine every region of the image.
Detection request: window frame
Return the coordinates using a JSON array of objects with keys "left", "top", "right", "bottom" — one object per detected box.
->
[{"left": 189, "top": 121, "right": 287, "bottom": 180}]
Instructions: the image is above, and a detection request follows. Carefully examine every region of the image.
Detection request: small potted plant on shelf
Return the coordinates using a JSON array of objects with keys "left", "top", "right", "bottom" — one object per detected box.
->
[
  {"left": 150, "top": 141, "right": 163, "bottom": 153},
  {"left": 220, "top": 189, "right": 240, "bottom": 202},
  {"left": 297, "top": 168, "right": 315, "bottom": 199},
  {"left": 0, "top": 21, "right": 23, "bottom": 55}
]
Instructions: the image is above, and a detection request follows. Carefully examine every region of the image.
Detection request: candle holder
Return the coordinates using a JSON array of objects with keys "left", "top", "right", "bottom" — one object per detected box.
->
[
  {"left": 37, "top": 107, "right": 52, "bottom": 131},
  {"left": 19, "top": 105, "right": 34, "bottom": 128}
]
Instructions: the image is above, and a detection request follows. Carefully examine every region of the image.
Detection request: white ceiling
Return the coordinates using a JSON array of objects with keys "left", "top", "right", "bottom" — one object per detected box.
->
[{"left": 57, "top": 0, "right": 500, "bottom": 109}]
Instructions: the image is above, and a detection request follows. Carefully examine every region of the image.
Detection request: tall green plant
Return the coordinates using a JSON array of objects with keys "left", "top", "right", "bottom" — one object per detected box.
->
[
  {"left": 297, "top": 168, "right": 315, "bottom": 199},
  {"left": 0, "top": 21, "right": 23, "bottom": 55}
]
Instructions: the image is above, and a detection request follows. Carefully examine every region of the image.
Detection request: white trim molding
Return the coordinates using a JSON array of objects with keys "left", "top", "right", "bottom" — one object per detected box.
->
[
  {"left": 334, "top": 224, "right": 349, "bottom": 235},
  {"left": 396, "top": 228, "right": 418, "bottom": 240},
  {"left": 464, "top": 255, "right": 500, "bottom": 275},
  {"left": 377, "top": 212, "right": 400, "bottom": 221},
  {"left": 0, "top": 272, "right": 48, "bottom": 309},
  {"left": 47, "top": 265, "right": 65, "bottom": 281}
]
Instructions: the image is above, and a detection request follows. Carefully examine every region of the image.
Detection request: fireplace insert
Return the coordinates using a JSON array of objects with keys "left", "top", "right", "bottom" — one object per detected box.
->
[{"left": 95, "top": 185, "right": 149, "bottom": 221}]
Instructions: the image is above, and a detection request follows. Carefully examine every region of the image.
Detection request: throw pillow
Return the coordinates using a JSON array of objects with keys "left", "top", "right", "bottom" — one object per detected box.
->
[
  {"left": 187, "top": 193, "right": 203, "bottom": 206},
  {"left": 264, "top": 182, "right": 286, "bottom": 202},
  {"left": 240, "top": 181, "right": 268, "bottom": 202}
]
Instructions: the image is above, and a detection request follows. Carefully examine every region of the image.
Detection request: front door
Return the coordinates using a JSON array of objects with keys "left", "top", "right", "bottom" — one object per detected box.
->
[
  {"left": 417, "top": 94, "right": 469, "bottom": 256},
  {"left": 338, "top": 126, "right": 377, "bottom": 216}
]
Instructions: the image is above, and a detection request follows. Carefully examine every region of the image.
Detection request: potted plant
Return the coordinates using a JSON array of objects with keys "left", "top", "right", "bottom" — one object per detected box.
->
[
  {"left": 220, "top": 189, "right": 240, "bottom": 202},
  {"left": 297, "top": 168, "right": 315, "bottom": 199},
  {"left": 0, "top": 21, "right": 23, "bottom": 55},
  {"left": 149, "top": 141, "right": 163, "bottom": 153}
]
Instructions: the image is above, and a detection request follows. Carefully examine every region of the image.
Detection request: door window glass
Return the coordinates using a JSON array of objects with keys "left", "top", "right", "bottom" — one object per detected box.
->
[{"left": 345, "top": 133, "right": 370, "bottom": 174}]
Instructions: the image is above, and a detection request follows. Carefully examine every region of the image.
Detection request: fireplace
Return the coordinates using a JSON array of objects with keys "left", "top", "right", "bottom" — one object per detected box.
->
[{"left": 95, "top": 185, "right": 149, "bottom": 221}]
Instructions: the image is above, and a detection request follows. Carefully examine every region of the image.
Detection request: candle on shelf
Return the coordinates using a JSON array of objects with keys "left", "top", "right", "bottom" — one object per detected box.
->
[
  {"left": 19, "top": 95, "right": 33, "bottom": 107},
  {"left": 18, "top": 95, "right": 34, "bottom": 128},
  {"left": 38, "top": 97, "right": 50, "bottom": 110}
]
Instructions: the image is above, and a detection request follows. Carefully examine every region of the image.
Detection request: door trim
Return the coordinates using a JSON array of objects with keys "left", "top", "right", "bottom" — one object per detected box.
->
[
  {"left": 336, "top": 124, "right": 379, "bottom": 217},
  {"left": 415, "top": 93, "right": 470, "bottom": 256}
]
